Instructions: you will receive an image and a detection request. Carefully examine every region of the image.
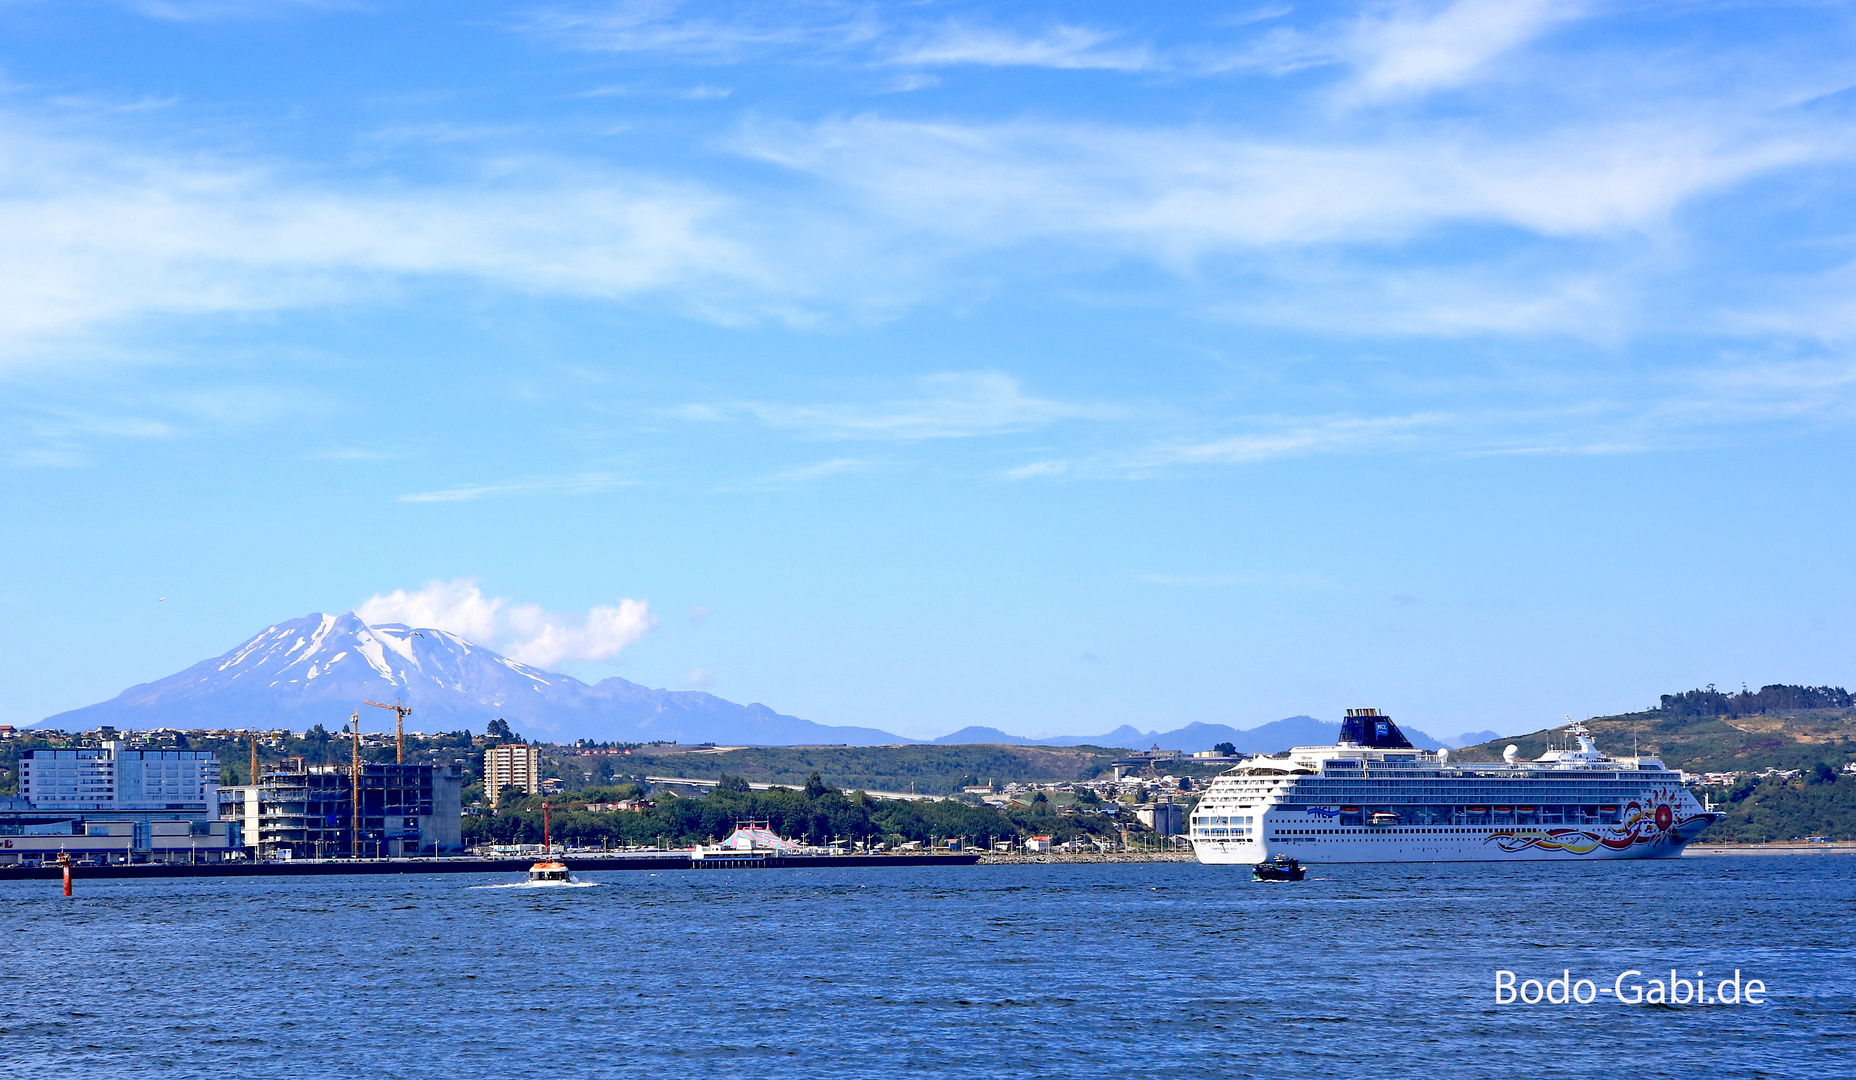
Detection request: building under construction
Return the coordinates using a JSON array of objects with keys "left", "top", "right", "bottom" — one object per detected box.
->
[{"left": 220, "top": 759, "right": 462, "bottom": 859}]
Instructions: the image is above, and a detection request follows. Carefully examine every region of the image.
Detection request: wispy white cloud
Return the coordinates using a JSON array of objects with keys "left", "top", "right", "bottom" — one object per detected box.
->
[
  {"left": 357, "top": 577, "right": 658, "bottom": 667},
  {"left": 2, "top": 386, "right": 323, "bottom": 470},
  {"left": 529, "top": 0, "right": 881, "bottom": 61},
  {"left": 131, "top": 0, "right": 363, "bottom": 21},
  {"left": 738, "top": 112, "right": 1835, "bottom": 258},
  {"left": 304, "top": 446, "right": 405, "bottom": 462},
  {"left": 397, "top": 474, "right": 635, "bottom": 503},
  {"left": 1341, "top": 0, "right": 1585, "bottom": 102},
  {"left": 535, "top": 3, "right": 1153, "bottom": 73},
  {"left": 1002, "top": 458, "right": 1069, "bottom": 480},
  {"left": 9, "top": 447, "right": 88, "bottom": 468},
  {"left": 695, "top": 372, "right": 1119, "bottom": 440},
  {"left": 1134, "top": 413, "right": 1448, "bottom": 468},
  {"left": 573, "top": 83, "right": 734, "bottom": 100},
  {"left": 888, "top": 23, "right": 1154, "bottom": 72},
  {"left": 755, "top": 457, "right": 868, "bottom": 484},
  {"left": 0, "top": 120, "right": 761, "bottom": 364},
  {"left": 1644, "top": 355, "right": 1856, "bottom": 427},
  {"left": 1138, "top": 571, "right": 1340, "bottom": 589},
  {"left": 533, "top": 1, "right": 1565, "bottom": 85},
  {"left": 991, "top": 346, "right": 1856, "bottom": 479}
]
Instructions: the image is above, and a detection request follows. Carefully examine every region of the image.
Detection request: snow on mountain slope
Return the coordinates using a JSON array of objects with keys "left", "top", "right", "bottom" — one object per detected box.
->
[{"left": 38, "top": 612, "right": 912, "bottom": 746}]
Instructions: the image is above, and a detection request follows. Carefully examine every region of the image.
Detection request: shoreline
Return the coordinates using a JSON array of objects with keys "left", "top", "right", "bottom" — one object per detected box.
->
[
  {"left": 979, "top": 852, "right": 1197, "bottom": 865},
  {"left": 1683, "top": 842, "right": 1856, "bottom": 856},
  {"left": 0, "top": 851, "right": 982, "bottom": 880}
]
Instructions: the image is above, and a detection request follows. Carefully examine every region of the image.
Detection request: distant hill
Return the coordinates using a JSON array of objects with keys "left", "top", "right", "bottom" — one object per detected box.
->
[
  {"left": 932, "top": 726, "right": 1051, "bottom": 746},
  {"left": 1442, "top": 729, "right": 1500, "bottom": 748},
  {"left": 931, "top": 715, "right": 1447, "bottom": 753},
  {"left": 630, "top": 743, "right": 1120, "bottom": 796}
]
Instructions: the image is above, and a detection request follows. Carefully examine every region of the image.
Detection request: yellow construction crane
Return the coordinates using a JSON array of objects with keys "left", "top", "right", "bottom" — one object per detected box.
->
[{"left": 363, "top": 698, "right": 413, "bottom": 763}]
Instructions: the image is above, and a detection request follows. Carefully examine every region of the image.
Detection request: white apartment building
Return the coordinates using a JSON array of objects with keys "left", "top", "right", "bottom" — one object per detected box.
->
[
  {"left": 483, "top": 744, "right": 540, "bottom": 806},
  {"left": 19, "top": 743, "right": 220, "bottom": 818}
]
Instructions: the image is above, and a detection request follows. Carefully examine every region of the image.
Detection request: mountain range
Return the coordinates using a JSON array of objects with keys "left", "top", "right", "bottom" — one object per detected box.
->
[
  {"left": 932, "top": 716, "right": 1467, "bottom": 752},
  {"left": 37, "top": 611, "right": 1488, "bottom": 752}
]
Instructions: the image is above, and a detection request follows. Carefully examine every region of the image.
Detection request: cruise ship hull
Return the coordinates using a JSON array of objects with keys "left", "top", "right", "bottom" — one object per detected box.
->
[{"left": 1193, "top": 813, "right": 1720, "bottom": 864}]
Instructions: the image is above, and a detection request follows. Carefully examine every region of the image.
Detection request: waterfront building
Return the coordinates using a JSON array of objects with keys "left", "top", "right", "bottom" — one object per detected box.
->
[
  {"left": 219, "top": 759, "right": 462, "bottom": 859},
  {"left": 0, "top": 818, "right": 242, "bottom": 866},
  {"left": 1135, "top": 802, "right": 1184, "bottom": 836},
  {"left": 18, "top": 742, "right": 219, "bottom": 821},
  {"left": 484, "top": 744, "right": 541, "bottom": 806}
]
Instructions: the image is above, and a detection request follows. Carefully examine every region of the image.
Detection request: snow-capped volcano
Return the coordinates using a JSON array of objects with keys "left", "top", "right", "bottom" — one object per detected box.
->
[{"left": 39, "top": 612, "right": 909, "bottom": 745}]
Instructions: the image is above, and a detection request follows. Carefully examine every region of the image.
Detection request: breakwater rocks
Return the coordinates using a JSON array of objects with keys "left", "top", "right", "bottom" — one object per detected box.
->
[{"left": 978, "top": 852, "right": 1197, "bottom": 865}]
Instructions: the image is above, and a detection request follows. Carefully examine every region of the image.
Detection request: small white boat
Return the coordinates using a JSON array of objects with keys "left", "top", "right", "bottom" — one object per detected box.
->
[
  {"left": 526, "top": 800, "right": 573, "bottom": 884},
  {"left": 527, "top": 859, "right": 570, "bottom": 883}
]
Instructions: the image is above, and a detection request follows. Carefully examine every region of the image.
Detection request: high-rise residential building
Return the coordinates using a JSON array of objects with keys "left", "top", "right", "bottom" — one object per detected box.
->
[
  {"left": 483, "top": 744, "right": 540, "bottom": 806},
  {"left": 19, "top": 742, "right": 219, "bottom": 820}
]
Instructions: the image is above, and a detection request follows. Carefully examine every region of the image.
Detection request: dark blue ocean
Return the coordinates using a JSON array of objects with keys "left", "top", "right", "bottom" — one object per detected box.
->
[{"left": 4, "top": 857, "right": 1851, "bottom": 1079}]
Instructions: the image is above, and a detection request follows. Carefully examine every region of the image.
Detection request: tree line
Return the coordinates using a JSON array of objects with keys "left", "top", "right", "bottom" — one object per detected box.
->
[
  {"left": 1657, "top": 684, "right": 1853, "bottom": 718},
  {"left": 463, "top": 773, "right": 1140, "bottom": 849}
]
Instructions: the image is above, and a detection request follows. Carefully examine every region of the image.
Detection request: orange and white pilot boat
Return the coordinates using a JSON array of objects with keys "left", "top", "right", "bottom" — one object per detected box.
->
[{"left": 527, "top": 799, "right": 571, "bottom": 884}]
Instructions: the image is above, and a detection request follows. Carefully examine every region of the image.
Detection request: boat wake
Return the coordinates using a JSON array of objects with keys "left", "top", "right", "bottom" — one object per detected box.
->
[{"left": 470, "top": 879, "right": 601, "bottom": 889}]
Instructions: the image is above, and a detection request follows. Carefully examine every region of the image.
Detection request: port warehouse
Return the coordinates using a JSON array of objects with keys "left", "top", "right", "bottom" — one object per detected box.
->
[{"left": 1, "top": 741, "right": 461, "bottom": 865}]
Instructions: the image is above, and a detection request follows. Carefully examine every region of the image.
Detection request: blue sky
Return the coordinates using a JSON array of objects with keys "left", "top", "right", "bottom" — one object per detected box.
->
[{"left": 3, "top": 0, "right": 1855, "bottom": 740}]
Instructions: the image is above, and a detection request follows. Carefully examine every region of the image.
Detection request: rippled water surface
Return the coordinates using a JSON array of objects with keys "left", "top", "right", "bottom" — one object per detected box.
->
[{"left": 5, "top": 857, "right": 1852, "bottom": 1079}]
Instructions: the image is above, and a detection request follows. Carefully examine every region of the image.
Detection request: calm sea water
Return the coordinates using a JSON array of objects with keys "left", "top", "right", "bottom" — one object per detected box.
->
[{"left": 3, "top": 857, "right": 1851, "bottom": 1079}]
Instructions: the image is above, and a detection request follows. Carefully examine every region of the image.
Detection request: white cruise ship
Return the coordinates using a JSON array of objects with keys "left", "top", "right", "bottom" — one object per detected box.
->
[{"left": 1190, "top": 709, "right": 1719, "bottom": 864}]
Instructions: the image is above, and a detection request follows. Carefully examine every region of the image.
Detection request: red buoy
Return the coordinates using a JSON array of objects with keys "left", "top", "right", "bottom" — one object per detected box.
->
[{"left": 57, "top": 852, "right": 72, "bottom": 897}]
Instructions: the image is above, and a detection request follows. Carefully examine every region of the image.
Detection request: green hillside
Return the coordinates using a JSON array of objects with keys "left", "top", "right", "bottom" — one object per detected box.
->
[{"left": 1693, "top": 770, "right": 1856, "bottom": 842}]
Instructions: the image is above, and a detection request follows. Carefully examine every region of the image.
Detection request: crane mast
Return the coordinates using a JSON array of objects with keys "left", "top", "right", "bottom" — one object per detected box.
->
[{"left": 349, "top": 710, "right": 361, "bottom": 859}]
